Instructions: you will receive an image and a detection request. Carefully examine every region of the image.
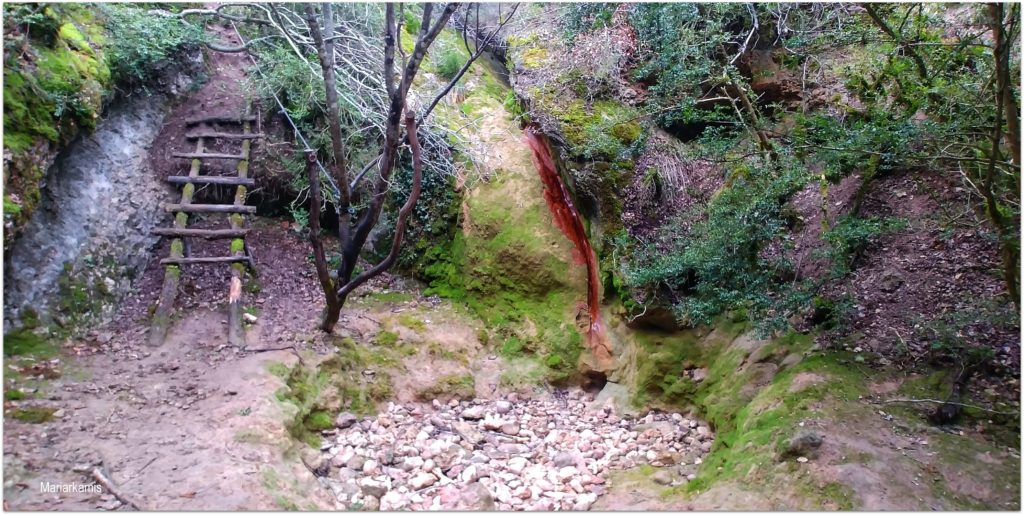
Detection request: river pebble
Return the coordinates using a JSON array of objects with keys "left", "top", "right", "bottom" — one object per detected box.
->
[{"left": 319, "top": 391, "right": 713, "bottom": 510}]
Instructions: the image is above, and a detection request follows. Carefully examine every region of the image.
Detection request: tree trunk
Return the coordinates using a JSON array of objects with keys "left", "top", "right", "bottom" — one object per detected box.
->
[
  {"left": 985, "top": 2, "right": 1021, "bottom": 307},
  {"left": 305, "top": 151, "right": 341, "bottom": 331}
]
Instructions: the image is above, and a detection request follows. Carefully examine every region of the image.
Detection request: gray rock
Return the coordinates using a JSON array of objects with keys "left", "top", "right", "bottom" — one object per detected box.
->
[
  {"left": 455, "top": 482, "right": 495, "bottom": 510},
  {"left": 346, "top": 455, "right": 367, "bottom": 471},
  {"left": 454, "top": 421, "right": 485, "bottom": 445},
  {"left": 633, "top": 421, "right": 675, "bottom": 439},
  {"left": 588, "top": 382, "right": 640, "bottom": 417},
  {"left": 361, "top": 495, "right": 380, "bottom": 511},
  {"left": 651, "top": 470, "right": 673, "bottom": 485},
  {"left": 552, "top": 452, "right": 578, "bottom": 468},
  {"left": 359, "top": 478, "right": 388, "bottom": 498},
  {"left": 300, "top": 448, "right": 327, "bottom": 475},
  {"left": 4, "top": 78, "right": 203, "bottom": 329},
  {"left": 460, "top": 406, "right": 485, "bottom": 420},
  {"left": 495, "top": 400, "right": 512, "bottom": 414},
  {"left": 435, "top": 444, "right": 465, "bottom": 471},
  {"left": 336, "top": 412, "right": 358, "bottom": 429},
  {"left": 497, "top": 443, "right": 530, "bottom": 455},
  {"left": 782, "top": 430, "right": 823, "bottom": 458}
]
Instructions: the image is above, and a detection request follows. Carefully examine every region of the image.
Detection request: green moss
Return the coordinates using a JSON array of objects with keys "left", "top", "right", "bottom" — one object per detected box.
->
[
  {"left": 3, "top": 329, "right": 58, "bottom": 358},
  {"left": 416, "top": 373, "right": 475, "bottom": 401},
  {"left": 10, "top": 407, "right": 56, "bottom": 424},
  {"left": 359, "top": 291, "right": 415, "bottom": 305},
  {"left": 230, "top": 238, "right": 245, "bottom": 254},
  {"left": 170, "top": 239, "right": 184, "bottom": 256},
  {"left": 499, "top": 357, "right": 547, "bottom": 390},
  {"left": 520, "top": 47, "right": 550, "bottom": 68},
  {"left": 374, "top": 330, "right": 400, "bottom": 347},
  {"left": 277, "top": 337, "right": 397, "bottom": 448},
  {"left": 166, "top": 265, "right": 181, "bottom": 280},
  {"left": 396, "top": 313, "right": 426, "bottom": 333},
  {"left": 303, "top": 410, "right": 334, "bottom": 431},
  {"left": 4, "top": 389, "right": 27, "bottom": 401},
  {"left": 266, "top": 361, "right": 290, "bottom": 379}
]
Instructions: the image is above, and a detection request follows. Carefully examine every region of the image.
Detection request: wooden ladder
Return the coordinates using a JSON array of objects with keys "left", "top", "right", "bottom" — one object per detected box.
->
[{"left": 148, "top": 105, "right": 261, "bottom": 347}]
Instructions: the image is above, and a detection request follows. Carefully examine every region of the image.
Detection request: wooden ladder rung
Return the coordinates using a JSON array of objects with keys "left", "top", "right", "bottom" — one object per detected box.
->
[
  {"left": 164, "top": 203, "right": 257, "bottom": 214},
  {"left": 166, "top": 175, "right": 255, "bottom": 186},
  {"left": 160, "top": 256, "right": 252, "bottom": 266},
  {"left": 151, "top": 228, "right": 250, "bottom": 239},
  {"left": 185, "top": 115, "right": 257, "bottom": 125},
  {"left": 172, "top": 152, "right": 247, "bottom": 160},
  {"left": 185, "top": 132, "right": 263, "bottom": 140}
]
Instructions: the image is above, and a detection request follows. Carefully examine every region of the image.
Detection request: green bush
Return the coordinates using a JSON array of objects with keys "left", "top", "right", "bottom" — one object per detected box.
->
[
  {"left": 433, "top": 43, "right": 465, "bottom": 81},
  {"left": 626, "top": 152, "right": 810, "bottom": 329},
  {"left": 403, "top": 9, "right": 421, "bottom": 35},
  {"left": 822, "top": 216, "right": 907, "bottom": 277},
  {"left": 101, "top": 4, "right": 207, "bottom": 88}
]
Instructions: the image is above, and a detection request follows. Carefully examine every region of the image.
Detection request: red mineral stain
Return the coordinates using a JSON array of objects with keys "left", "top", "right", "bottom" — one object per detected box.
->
[{"left": 524, "top": 126, "right": 612, "bottom": 364}]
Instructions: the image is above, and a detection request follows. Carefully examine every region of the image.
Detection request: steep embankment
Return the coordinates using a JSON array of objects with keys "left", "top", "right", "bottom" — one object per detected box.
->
[{"left": 2, "top": 4, "right": 205, "bottom": 330}]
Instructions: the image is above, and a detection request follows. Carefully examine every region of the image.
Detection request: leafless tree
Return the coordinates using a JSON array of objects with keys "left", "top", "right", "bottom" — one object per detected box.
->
[
  {"left": 303, "top": 3, "right": 519, "bottom": 332},
  {"left": 156, "top": 2, "right": 521, "bottom": 332}
]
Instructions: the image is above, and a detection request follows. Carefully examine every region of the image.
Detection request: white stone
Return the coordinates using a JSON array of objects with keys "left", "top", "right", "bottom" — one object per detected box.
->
[
  {"left": 556, "top": 466, "right": 577, "bottom": 482},
  {"left": 507, "top": 457, "right": 529, "bottom": 474},
  {"left": 409, "top": 472, "right": 437, "bottom": 490}
]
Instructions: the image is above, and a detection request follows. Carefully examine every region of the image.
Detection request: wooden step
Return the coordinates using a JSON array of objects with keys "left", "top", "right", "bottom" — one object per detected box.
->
[
  {"left": 164, "top": 203, "right": 257, "bottom": 214},
  {"left": 160, "top": 256, "right": 252, "bottom": 266},
  {"left": 166, "top": 175, "right": 255, "bottom": 186},
  {"left": 185, "top": 115, "right": 257, "bottom": 125},
  {"left": 186, "top": 132, "right": 264, "bottom": 140},
  {"left": 151, "top": 228, "right": 251, "bottom": 239},
  {"left": 172, "top": 152, "right": 247, "bottom": 160},
  {"left": 185, "top": 132, "right": 263, "bottom": 140}
]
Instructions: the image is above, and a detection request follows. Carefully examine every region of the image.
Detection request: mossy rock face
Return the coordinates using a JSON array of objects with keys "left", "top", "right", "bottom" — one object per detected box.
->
[
  {"left": 3, "top": 5, "right": 112, "bottom": 248},
  {"left": 417, "top": 52, "right": 594, "bottom": 382}
]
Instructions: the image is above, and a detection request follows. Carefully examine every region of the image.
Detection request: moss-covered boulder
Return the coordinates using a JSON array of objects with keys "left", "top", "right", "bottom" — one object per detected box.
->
[{"left": 417, "top": 47, "right": 595, "bottom": 383}]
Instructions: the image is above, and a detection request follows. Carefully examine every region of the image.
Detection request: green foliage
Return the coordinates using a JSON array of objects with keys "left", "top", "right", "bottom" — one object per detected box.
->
[
  {"left": 100, "top": 4, "right": 206, "bottom": 88},
  {"left": 626, "top": 153, "right": 810, "bottom": 329},
  {"left": 560, "top": 3, "right": 617, "bottom": 41},
  {"left": 621, "top": 3, "right": 756, "bottom": 129},
  {"left": 822, "top": 216, "right": 907, "bottom": 277},
  {"left": 432, "top": 41, "right": 465, "bottom": 81},
  {"left": 3, "top": 329, "right": 57, "bottom": 358},
  {"left": 915, "top": 299, "right": 1018, "bottom": 370},
  {"left": 403, "top": 9, "right": 421, "bottom": 35},
  {"left": 374, "top": 330, "right": 399, "bottom": 347}
]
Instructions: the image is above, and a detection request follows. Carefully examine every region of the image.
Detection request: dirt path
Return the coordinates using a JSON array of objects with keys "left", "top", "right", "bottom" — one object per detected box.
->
[
  {"left": 1, "top": 217, "right": 337, "bottom": 510},
  {"left": 2, "top": 22, "right": 334, "bottom": 509}
]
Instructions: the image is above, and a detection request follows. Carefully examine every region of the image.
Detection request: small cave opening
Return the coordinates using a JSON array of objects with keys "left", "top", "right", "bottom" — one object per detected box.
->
[{"left": 582, "top": 371, "right": 608, "bottom": 394}]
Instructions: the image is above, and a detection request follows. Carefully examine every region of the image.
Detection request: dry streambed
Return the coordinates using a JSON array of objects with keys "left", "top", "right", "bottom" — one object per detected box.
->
[{"left": 305, "top": 390, "right": 714, "bottom": 511}]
